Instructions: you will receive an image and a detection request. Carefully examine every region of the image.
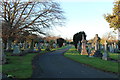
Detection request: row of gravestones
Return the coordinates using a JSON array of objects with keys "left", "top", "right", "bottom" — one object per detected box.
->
[
  {"left": 1, "top": 39, "right": 58, "bottom": 64},
  {"left": 4, "top": 42, "right": 58, "bottom": 50},
  {"left": 77, "top": 34, "right": 119, "bottom": 61},
  {"left": 108, "top": 43, "right": 119, "bottom": 53},
  {"left": 4, "top": 42, "right": 58, "bottom": 55}
]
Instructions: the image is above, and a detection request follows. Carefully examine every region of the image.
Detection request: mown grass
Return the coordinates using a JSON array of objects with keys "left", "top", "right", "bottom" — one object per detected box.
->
[
  {"left": 2, "top": 52, "right": 37, "bottom": 78},
  {"left": 2, "top": 45, "right": 68, "bottom": 78},
  {"left": 108, "top": 52, "right": 119, "bottom": 60},
  {"left": 51, "top": 45, "right": 69, "bottom": 51},
  {"left": 2, "top": 48, "right": 50, "bottom": 78},
  {"left": 101, "top": 50, "right": 120, "bottom": 60},
  {"left": 64, "top": 46, "right": 119, "bottom": 73}
]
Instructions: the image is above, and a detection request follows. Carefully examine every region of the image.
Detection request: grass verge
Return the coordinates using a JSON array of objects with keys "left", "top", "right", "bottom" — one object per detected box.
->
[
  {"left": 2, "top": 46, "right": 68, "bottom": 78},
  {"left": 64, "top": 46, "right": 119, "bottom": 74},
  {"left": 2, "top": 53, "right": 36, "bottom": 78},
  {"left": 108, "top": 52, "right": 120, "bottom": 60},
  {"left": 101, "top": 50, "right": 120, "bottom": 60},
  {"left": 2, "top": 49, "right": 49, "bottom": 78}
]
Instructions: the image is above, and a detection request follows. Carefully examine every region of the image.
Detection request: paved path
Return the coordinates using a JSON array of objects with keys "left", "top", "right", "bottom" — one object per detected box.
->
[{"left": 32, "top": 46, "right": 118, "bottom": 78}]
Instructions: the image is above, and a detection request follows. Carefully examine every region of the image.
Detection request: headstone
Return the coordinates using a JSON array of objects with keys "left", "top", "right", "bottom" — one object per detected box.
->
[
  {"left": 19, "top": 42, "right": 22, "bottom": 48},
  {"left": 6, "top": 43, "right": 9, "bottom": 50},
  {"left": 80, "top": 34, "right": 88, "bottom": 55},
  {"left": 114, "top": 42, "right": 118, "bottom": 52},
  {"left": 77, "top": 41, "right": 81, "bottom": 52},
  {"left": 116, "top": 45, "right": 119, "bottom": 50},
  {"left": 33, "top": 43, "right": 38, "bottom": 52},
  {"left": 63, "top": 43, "right": 65, "bottom": 46},
  {"left": 35, "top": 43, "right": 38, "bottom": 49},
  {"left": 94, "top": 34, "right": 99, "bottom": 50},
  {"left": 100, "top": 44, "right": 104, "bottom": 50},
  {"left": 93, "top": 34, "right": 103, "bottom": 57},
  {"left": 11, "top": 43, "right": 14, "bottom": 50},
  {"left": 38, "top": 43, "right": 41, "bottom": 51},
  {"left": 13, "top": 45, "right": 21, "bottom": 55},
  {"left": 45, "top": 43, "right": 50, "bottom": 51},
  {"left": 111, "top": 43, "right": 114, "bottom": 53},
  {"left": 53, "top": 43, "right": 57, "bottom": 48},
  {"left": 24, "top": 42, "right": 28, "bottom": 50},
  {"left": 109, "top": 45, "right": 113, "bottom": 53},
  {"left": 102, "top": 40, "right": 109, "bottom": 60},
  {"left": 40, "top": 43, "right": 44, "bottom": 49}
]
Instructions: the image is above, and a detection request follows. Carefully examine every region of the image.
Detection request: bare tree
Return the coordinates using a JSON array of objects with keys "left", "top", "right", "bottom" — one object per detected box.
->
[
  {"left": 1, "top": 0, "right": 65, "bottom": 50},
  {"left": 100, "top": 32, "right": 117, "bottom": 45}
]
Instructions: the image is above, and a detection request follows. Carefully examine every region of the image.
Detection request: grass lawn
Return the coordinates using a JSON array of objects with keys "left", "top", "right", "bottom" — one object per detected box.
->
[
  {"left": 101, "top": 50, "right": 120, "bottom": 60},
  {"left": 51, "top": 45, "right": 69, "bottom": 51},
  {"left": 2, "top": 49, "right": 50, "bottom": 78},
  {"left": 64, "top": 46, "right": 119, "bottom": 73},
  {"left": 2, "top": 52, "right": 37, "bottom": 78},
  {"left": 108, "top": 52, "right": 120, "bottom": 60},
  {"left": 2, "top": 46, "right": 68, "bottom": 78}
]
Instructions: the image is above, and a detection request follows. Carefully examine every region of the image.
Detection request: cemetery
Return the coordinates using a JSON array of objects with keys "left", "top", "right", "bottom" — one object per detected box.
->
[
  {"left": 64, "top": 46, "right": 119, "bottom": 73},
  {"left": 1, "top": 31, "right": 119, "bottom": 78},
  {"left": 1, "top": 0, "right": 120, "bottom": 79}
]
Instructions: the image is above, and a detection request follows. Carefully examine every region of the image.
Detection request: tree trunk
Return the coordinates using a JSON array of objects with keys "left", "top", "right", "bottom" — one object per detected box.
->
[
  {"left": 30, "top": 39, "right": 34, "bottom": 51},
  {"left": 0, "top": 37, "right": 6, "bottom": 64},
  {"left": 4, "top": 42, "right": 7, "bottom": 50},
  {"left": 118, "top": 28, "right": 120, "bottom": 50},
  {"left": 7, "top": 37, "right": 12, "bottom": 51}
]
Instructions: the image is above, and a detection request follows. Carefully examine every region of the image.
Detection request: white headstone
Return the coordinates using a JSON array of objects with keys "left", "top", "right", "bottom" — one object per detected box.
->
[
  {"left": 102, "top": 40, "right": 108, "bottom": 60},
  {"left": 5, "top": 43, "right": 9, "bottom": 50},
  {"left": 109, "top": 45, "right": 113, "bottom": 52}
]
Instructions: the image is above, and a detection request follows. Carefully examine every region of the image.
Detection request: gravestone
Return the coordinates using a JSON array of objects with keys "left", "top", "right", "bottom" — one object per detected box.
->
[
  {"left": 102, "top": 40, "right": 109, "bottom": 60},
  {"left": 109, "top": 45, "right": 113, "bottom": 52},
  {"left": 37, "top": 43, "right": 41, "bottom": 51},
  {"left": 45, "top": 43, "right": 50, "bottom": 51},
  {"left": 5, "top": 43, "right": 9, "bottom": 51},
  {"left": 35, "top": 43, "right": 38, "bottom": 49},
  {"left": 88, "top": 45, "right": 93, "bottom": 57},
  {"left": 19, "top": 42, "right": 22, "bottom": 48},
  {"left": 53, "top": 43, "right": 57, "bottom": 48},
  {"left": 94, "top": 34, "right": 99, "bottom": 51},
  {"left": 11, "top": 43, "right": 14, "bottom": 50},
  {"left": 93, "top": 34, "right": 103, "bottom": 57},
  {"left": 114, "top": 42, "right": 118, "bottom": 52},
  {"left": 23, "top": 42, "right": 28, "bottom": 50},
  {"left": 13, "top": 45, "right": 21, "bottom": 55},
  {"left": 88, "top": 47, "right": 91, "bottom": 56},
  {"left": 80, "top": 34, "right": 88, "bottom": 55},
  {"left": 100, "top": 44, "right": 104, "bottom": 50},
  {"left": 111, "top": 43, "right": 115, "bottom": 53},
  {"left": 34, "top": 43, "right": 41, "bottom": 52},
  {"left": 40, "top": 43, "right": 44, "bottom": 49},
  {"left": 77, "top": 41, "right": 81, "bottom": 53}
]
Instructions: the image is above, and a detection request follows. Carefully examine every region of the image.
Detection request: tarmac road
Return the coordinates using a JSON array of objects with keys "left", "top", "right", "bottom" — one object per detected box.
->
[{"left": 32, "top": 46, "right": 118, "bottom": 79}]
